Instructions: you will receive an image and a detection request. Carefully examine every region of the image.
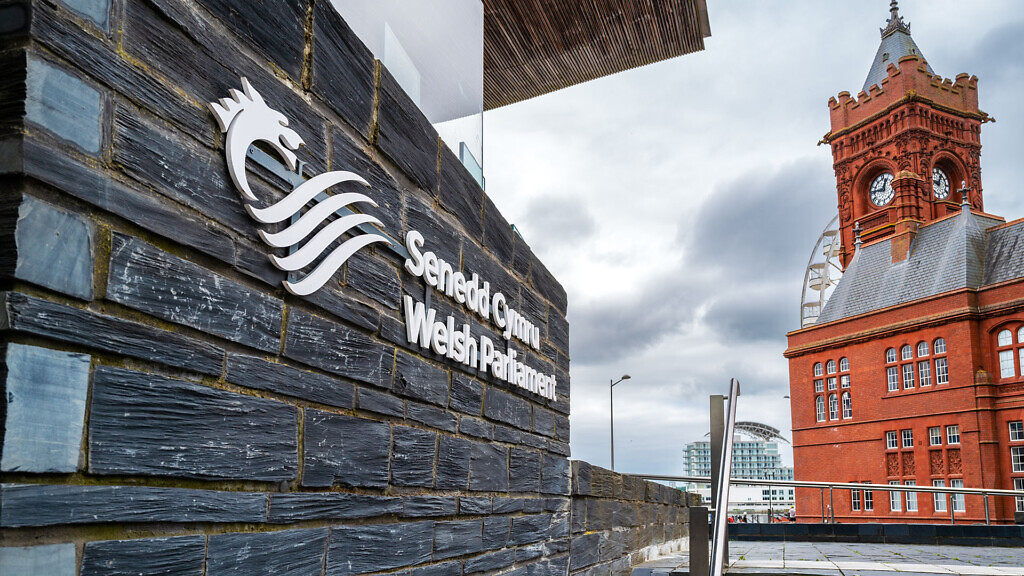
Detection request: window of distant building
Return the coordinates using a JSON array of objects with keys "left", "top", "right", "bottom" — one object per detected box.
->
[
  {"left": 917, "top": 341, "right": 929, "bottom": 357},
  {"left": 839, "top": 357, "right": 849, "bottom": 372},
  {"left": 814, "top": 362, "right": 823, "bottom": 377},
  {"left": 851, "top": 486, "right": 861, "bottom": 511},
  {"left": 946, "top": 425, "right": 960, "bottom": 445},
  {"left": 994, "top": 325, "right": 1024, "bottom": 381},
  {"left": 887, "top": 365, "right": 899, "bottom": 392},
  {"left": 902, "top": 363, "right": 915, "bottom": 389},
  {"left": 918, "top": 359, "right": 931, "bottom": 386},
  {"left": 827, "top": 376, "right": 837, "bottom": 391},
  {"left": 933, "top": 479, "right": 947, "bottom": 513},
  {"left": 951, "top": 479, "right": 965, "bottom": 512},
  {"left": 902, "top": 429, "right": 914, "bottom": 448},
  {"left": 928, "top": 427, "right": 942, "bottom": 446},
  {"left": 889, "top": 480, "right": 901, "bottom": 512},
  {"left": 828, "top": 394, "right": 839, "bottom": 420},
  {"left": 1012, "top": 446, "right": 1024, "bottom": 473},
  {"left": 1010, "top": 421, "right": 1024, "bottom": 442},
  {"left": 842, "top": 392, "right": 852, "bottom": 419},
  {"left": 862, "top": 482, "right": 873, "bottom": 511},
  {"left": 901, "top": 345, "right": 913, "bottom": 361},
  {"left": 816, "top": 396, "right": 826, "bottom": 422},
  {"left": 934, "top": 338, "right": 949, "bottom": 384},
  {"left": 886, "top": 431, "right": 898, "bottom": 450},
  {"left": 905, "top": 481, "right": 918, "bottom": 511},
  {"left": 826, "top": 360, "right": 836, "bottom": 374},
  {"left": 886, "top": 347, "right": 897, "bottom": 363}
]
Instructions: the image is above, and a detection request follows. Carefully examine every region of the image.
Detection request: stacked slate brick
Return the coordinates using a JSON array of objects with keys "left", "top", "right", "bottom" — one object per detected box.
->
[{"left": 0, "top": 0, "right": 690, "bottom": 574}]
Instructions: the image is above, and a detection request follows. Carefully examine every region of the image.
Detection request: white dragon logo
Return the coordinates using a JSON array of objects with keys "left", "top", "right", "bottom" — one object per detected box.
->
[{"left": 210, "top": 78, "right": 389, "bottom": 296}]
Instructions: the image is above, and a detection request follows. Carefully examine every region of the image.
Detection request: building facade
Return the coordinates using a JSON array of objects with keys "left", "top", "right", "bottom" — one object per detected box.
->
[
  {"left": 786, "top": 3, "right": 1024, "bottom": 524},
  {"left": 684, "top": 437, "right": 795, "bottom": 507}
]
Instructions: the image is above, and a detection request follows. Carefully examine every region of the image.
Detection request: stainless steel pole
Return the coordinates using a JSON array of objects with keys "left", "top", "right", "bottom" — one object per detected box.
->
[
  {"left": 710, "top": 379, "right": 740, "bottom": 576},
  {"left": 610, "top": 379, "right": 614, "bottom": 471},
  {"left": 984, "top": 494, "right": 990, "bottom": 525}
]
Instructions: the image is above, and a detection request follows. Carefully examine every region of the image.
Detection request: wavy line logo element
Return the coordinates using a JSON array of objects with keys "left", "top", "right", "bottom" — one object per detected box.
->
[{"left": 210, "top": 78, "right": 390, "bottom": 296}]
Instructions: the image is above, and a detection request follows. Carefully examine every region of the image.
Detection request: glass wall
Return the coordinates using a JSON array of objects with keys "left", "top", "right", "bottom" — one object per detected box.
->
[{"left": 332, "top": 0, "right": 485, "bottom": 188}]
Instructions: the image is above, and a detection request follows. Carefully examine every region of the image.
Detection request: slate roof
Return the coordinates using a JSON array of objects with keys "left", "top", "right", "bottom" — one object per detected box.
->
[
  {"left": 817, "top": 207, "right": 1022, "bottom": 324},
  {"left": 862, "top": 6, "right": 934, "bottom": 92}
]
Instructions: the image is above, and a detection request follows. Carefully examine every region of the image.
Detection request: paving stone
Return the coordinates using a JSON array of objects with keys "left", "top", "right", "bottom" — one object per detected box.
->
[
  {"left": 14, "top": 195, "right": 93, "bottom": 300},
  {"left": 284, "top": 308, "right": 394, "bottom": 388},
  {"left": 269, "top": 493, "right": 401, "bottom": 523},
  {"left": 0, "top": 543, "right": 75, "bottom": 576},
  {"left": 227, "top": 354, "right": 354, "bottom": 408},
  {"left": 1, "top": 344, "right": 91, "bottom": 473},
  {"left": 0, "top": 483, "right": 267, "bottom": 526},
  {"left": 107, "top": 234, "right": 283, "bottom": 352},
  {"left": 207, "top": 528, "right": 327, "bottom": 576},
  {"left": 89, "top": 366, "right": 298, "bottom": 481},
  {"left": 391, "top": 425, "right": 437, "bottom": 488},
  {"left": 302, "top": 410, "right": 390, "bottom": 488},
  {"left": 1, "top": 292, "right": 224, "bottom": 375},
  {"left": 434, "top": 519, "right": 483, "bottom": 560},
  {"left": 81, "top": 536, "right": 205, "bottom": 576},
  {"left": 26, "top": 54, "right": 101, "bottom": 153},
  {"left": 326, "top": 521, "right": 434, "bottom": 575}
]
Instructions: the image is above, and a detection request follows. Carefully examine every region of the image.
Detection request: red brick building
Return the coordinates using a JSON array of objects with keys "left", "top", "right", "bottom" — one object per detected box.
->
[{"left": 786, "top": 3, "right": 1024, "bottom": 524}]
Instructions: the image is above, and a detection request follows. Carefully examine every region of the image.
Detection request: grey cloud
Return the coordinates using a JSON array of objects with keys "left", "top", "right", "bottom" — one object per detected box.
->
[
  {"left": 703, "top": 283, "right": 796, "bottom": 342},
  {"left": 522, "top": 196, "right": 597, "bottom": 245}
]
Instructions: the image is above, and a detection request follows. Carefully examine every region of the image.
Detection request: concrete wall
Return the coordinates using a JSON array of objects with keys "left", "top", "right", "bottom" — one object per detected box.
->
[{"left": 0, "top": 0, "right": 690, "bottom": 574}]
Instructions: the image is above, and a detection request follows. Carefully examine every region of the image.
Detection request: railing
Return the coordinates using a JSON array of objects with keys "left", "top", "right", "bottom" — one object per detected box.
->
[{"left": 635, "top": 474, "right": 1024, "bottom": 526}]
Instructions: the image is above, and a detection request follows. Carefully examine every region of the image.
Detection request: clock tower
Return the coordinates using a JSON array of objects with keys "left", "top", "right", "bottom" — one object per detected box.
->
[{"left": 823, "top": 1, "right": 990, "bottom": 268}]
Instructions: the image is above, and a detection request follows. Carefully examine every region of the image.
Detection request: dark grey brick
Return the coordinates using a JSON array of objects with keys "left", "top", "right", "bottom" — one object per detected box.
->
[
  {"left": 511, "top": 513, "right": 552, "bottom": 546},
  {"left": 469, "top": 442, "right": 508, "bottom": 492},
  {"left": 1, "top": 292, "right": 224, "bottom": 375},
  {"left": 449, "top": 374, "right": 483, "bottom": 415},
  {"left": 284, "top": 308, "right": 393, "bottom": 388},
  {"left": 357, "top": 387, "right": 405, "bottom": 418},
  {"left": 81, "top": 536, "right": 205, "bottom": 576},
  {"left": 481, "top": 516, "right": 510, "bottom": 550},
  {"left": 410, "top": 561, "right": 462, "bottom": 576},
  {"left": 302, "top": 410, "right": 390, "bottom": 488},
  {"left": 89, "top": 366, "right": 298, "bottom": 481},
  {"left": 523, "top": 498, "right": 545, "bottom": 514},
  {"left": 207, "top": 529, "right": 327, "bottom": 576},
  {"left": 533, "top": 406, "right": 556, "bottom": 438},
  {"left": 1, "top": 344, "right": 90, "bottom": 473},
  {"left": 0, "top": 483, "right": 267, "bottom": 527},
  {"left": 436, "top": 435, "right": 473, "bottom": 490},
  {"left": 269, "top": 493, "right": 401, "bottom": 523},
  {"left": 405, "top": 196, "right": 460, "bottom": 266},
  {"left": 434, "top": 519, "right": 483, "bottom": 561},
  {"left": 554, "top": 414, "right": 570, "bottom": 443},
  {"left": 531, "top": 260, "right": 568, "bottom": 318},
  {"left": 459, "top": 416, "right": 492, "bottom": 440},
  {"left": 326, "top": 521, "right": 433, "bottom": 575},
  {"left": 198, "top": 0, "right": 306, "bottom": 81},
  {"left": 227, "top": 354, "right": 354, "bottom": 408},
  {"left": 493, "top": 424, "right": 522, "bottom": 444},
  {"left": 481, "top": 197, "right": 515, "bottom": 265},
  {"left": 484, "top": 388, "right": 531, "bottom": 431},
  {"left": 347, "top": 251, "right": 401, "bottom": 310},
  {"left": 14, "top": 195, "right": 93, "bottom": 300},
  {"left": 392, "top": 425, "right": 437, "bottom": 488},
  {"left": 311, "top": 1, "right": 375, "bottom": 138},
  {"left": 548, "top": 313, "right": 569, "bottom": 356},
  {"left": 376, "top": 66, "right": 438, "bottom": 192},
  {"left": 492, "top": 497, "right": 525, "bottom": 514},
  {"left": 107, "top": 234, "right": 282, "bottom": 352},
  {"left": 26, "top": 55, "right": 101, "bottom": 154},
  {"left": 403, "top": 496, "right": 456, "bottom": 518},
  {"left": 464, "top": 549, "right": 514, "bottom": 575},
  {"left": 299, "top": 281, "right": 381, "bottom": 332},
  {"left": 570, "top": 533, "right": 601, "bottom": 570},
  {"left": 509, "top": 448, "right": 542, "bottom": 493},
  {"left": 407, "top": 401, "right": 458, "bottom": 433},
  {"left": 514, "top": 544, "right": 544, "bottom": 564},
  {"left": 394, "top": 352, "right": 449, "bottom": 407},
  {"left": 330, "top": 127, "right": 404, "bottom": 235},
  {"left": 541, "top": 453, "right": 570, "bottom": 495},
  {"left": 458, "top": 497, "right": 491, "bottom": 515},
  {"left": 438, "top": 145, "right": 484, "bottom": 239}
]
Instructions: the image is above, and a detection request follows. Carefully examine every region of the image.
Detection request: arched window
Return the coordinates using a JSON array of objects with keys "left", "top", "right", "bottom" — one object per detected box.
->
[
  {"left": 886, "top": 348, "right": 897, "bottom": 363},
  {"left": 1019, "top": 327, "right": 1024, "bottom": 343},
  {"left": 814, "top": 362, "right": 823, "bottom": 377},
  {"left": 826, "top": 360, "right": 836, "bottom": 374},
  {"left": 995, "top": 327, "right": 1024, "bottom": 380},
  {"left": 839, "top": 357, "right": 849, "bottom": 372},
  {"left": 842, "top": 392, "right": 852, "bottom": 419},
  {"left": 998, "top": 330, "right": 1013, "bottom": 347},
  {"left": 828, "top": 394, "right": 839, "bottom": 420},
  {"left": 815, "top": 396, "right": 825, "bottom": 422},
  {"left": 901, "top": 345, "right": 913, "bottom": 361},
  {"left": 917, "top": 341, "right": 929, "bottom": 357}
]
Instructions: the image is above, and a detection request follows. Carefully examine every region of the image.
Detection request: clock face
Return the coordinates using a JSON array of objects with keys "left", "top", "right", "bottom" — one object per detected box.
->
[
  {"left": 933, "top": 168, "right": 950, "bottom": 199},
  {"left": 869, "top": 172, "right": 895, "bottom": 206}
]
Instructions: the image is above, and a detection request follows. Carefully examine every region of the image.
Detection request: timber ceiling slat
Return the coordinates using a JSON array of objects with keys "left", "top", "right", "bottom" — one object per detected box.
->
[{"left": 483, "top": 0, "right": 710, "bottom": 110}]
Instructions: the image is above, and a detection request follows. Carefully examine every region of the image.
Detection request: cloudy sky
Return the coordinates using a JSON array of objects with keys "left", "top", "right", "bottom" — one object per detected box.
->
[{"left": 482, "top": 0, "right": 1024, "bottom": 475}]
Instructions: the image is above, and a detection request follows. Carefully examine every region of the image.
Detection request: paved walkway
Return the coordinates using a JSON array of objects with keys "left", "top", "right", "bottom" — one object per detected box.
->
[{"left": 633, "top": 541, "right": 1024, "bottom": 575}]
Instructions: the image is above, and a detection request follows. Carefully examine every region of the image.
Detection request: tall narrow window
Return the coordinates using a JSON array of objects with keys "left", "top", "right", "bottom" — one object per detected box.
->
[
  {"left": 918, "top": 360, "right": 931, "bottom": 386},
  {"left": 840, "top": 374, "right": 850, "bottom": 389},
  {"left": 889, "top": 481, "right": 901, "bottom": 511},
  {"left": 951, "top": 479, "right": 965, "bottom": 512},
  {"left": 936, "top": 357, "right": 949, "bottom": 385},
  {"left": 827, "top": 377, "right": 837, "bottom": 391},
  {"left": 815, "top": 379, "right": 824, "bottom": 393},
  {"left": 999, "top": 350, "right": 1015, "bottom": 379},
  {"left": 928, "top": 427, "right": 941, "bottom": 446},
  {"left": 863, "top": 483, "right": 873, "bottom": 511},
  {"left": 905, "top": 481, "right": 918, "bottom": 511},
  {"left": 851, "top": 488, "right": 861, "bottom": 511},
  {"left": 886, "top": 431, "right": 898, "bottom": 450},
  {"left": 1012, "top": 446, "right": 1024, "bottom": 473},
  {"left": 1010, "top": 421, "right": 1023, "bottom": 442},
  {"left": 1015, "top": 478, "right": 1024, "bottom": 513},
  {"left": 842, "top": 392, "right": 852, "bottom": 419},
  {"left": 946, "top": 425, "right": 960, "bottom": 445},
  {"left": 902, "top": 363, "right": 915, "bottom": 389},
  {"left": 933, "top": 480, "right": 947, "bottom": 512},
  {"left": 887, "top": 366, "right": 899, "bottom": 392},
  {"left": 828, "top": 394, "right": 839, "bottom": 420},
  {"left": 816, "top": 396, "right": 825, "bottom": 422},
  {"left": 902, "top": 429, "right": 914, "bottom": 448}
]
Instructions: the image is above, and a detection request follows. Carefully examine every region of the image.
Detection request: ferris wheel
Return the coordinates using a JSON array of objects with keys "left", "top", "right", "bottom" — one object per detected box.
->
[{"left": 799, "top": 215, "right": 843, "bottom": 328}]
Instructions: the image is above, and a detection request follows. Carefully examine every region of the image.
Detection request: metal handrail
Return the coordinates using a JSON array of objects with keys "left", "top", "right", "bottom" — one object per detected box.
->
[{"left": 709, "top": 379, "right": 740, "bottom": 576}]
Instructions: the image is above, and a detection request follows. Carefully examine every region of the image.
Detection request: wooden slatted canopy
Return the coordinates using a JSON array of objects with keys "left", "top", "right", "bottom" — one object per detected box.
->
[{"left": 482, "top": 0, "right": 711, "bottom": 110}]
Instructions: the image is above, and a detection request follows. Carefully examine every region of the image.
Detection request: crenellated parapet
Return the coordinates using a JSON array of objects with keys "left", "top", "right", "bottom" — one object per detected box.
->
[{"left": 827, "top": 54, "right": 983, "bottom": 135}]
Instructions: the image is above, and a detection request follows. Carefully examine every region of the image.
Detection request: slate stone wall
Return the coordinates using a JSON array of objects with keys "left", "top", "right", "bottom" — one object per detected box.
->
[
  {"left": 0, "top": 0, "right": 688, "bottom": 574},
  {"left": 569, "top": 462, "right": 694, "bottom": 576}
]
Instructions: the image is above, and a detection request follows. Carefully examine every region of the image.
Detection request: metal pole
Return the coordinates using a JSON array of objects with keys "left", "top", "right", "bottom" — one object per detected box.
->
[
  {"left": 709, "top": 394, "right": 726, "bottom": 567},
  {"left": 711, "top": 379, "right": 740, "bottom": 576},
  {"left": 689, "top": 507, "right": 710, "bottom": 576},
  {"left": 984, "top": 494, "right": 990, "bottom": 525},
  {"left": 610, "top": 379, "right": 615, "bottom": 471},
  {"left": 829, "top": 487, "right": 834, "bottom": 523},
  {"left": 820, "top": 487, "right": 825, "bottom": 522},
  {"left": 949, "top": 494, "right": 954, "bottom": 525}
]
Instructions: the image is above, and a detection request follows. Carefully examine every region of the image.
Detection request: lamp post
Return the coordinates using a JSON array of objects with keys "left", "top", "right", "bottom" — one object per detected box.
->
[{"left": 610, "top": 374, "right": 631, "bottom": 470}]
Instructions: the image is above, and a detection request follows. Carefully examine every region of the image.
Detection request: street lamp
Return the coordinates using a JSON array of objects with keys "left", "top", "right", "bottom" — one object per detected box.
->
[{"left": 610, "top": 374, "right": 631, "bottom": 470}]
